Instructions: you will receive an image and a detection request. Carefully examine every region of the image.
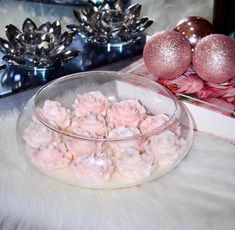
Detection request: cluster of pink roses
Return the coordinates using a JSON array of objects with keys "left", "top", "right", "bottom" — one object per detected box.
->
[{"left": 23, "top": 91, "right": 183, "bottom": 183}]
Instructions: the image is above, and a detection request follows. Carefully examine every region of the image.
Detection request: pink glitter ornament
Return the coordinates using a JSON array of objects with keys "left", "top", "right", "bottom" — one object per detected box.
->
[
  {"left": 193, "top": 34, "right": 235, "bottom": 84},
  {"left": 143, "top": 30, "right": 192, "bottom": 79}
]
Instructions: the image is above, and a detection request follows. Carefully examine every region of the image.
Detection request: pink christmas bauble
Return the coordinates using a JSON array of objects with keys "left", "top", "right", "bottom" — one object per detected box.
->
[
  {"left": 193, "top": 34, "right": 235, "bottom": 83},
  {"left": 143, "top": 30, "right": 192, "bottom": 79}
]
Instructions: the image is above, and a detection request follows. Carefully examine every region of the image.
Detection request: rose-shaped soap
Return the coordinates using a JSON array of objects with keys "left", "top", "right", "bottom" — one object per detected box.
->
[
  {"left": 116, "top": 147, "right": 155, "bottom": 180},
  {"left": 69, "top": 114, "right": 107, "bottom": 137},
  {"left": 143, "top": 130, "right": 182, "bottom": 164},
  {"left": 193, "top": 34, "right": 235, "bottom": 83},
  {"left": 71, "top": 153, "right": 114, "bottom": 182},
  {"left": 139, "top": 114, "right": 169, "bottom": 133},
  {"left": 65, "top": 132, "right": 102, "bottom": 158},
  {"left": 39, "top": 100, "right": 71, "bottom": 130},
  {"left": 23, "top": 119, "right": 59, "bottom": 148},
  {"left": 107, "top": 99, "right": 146, "bottom": 128},
  {"left": 32, "top": 141, "right": 72, "bottom": 170},
  {"left": 143, "top": 30, "right": 192, "bottom": 79},
  {"left": 108, "top": 126, "right": 141, "bottom": 157},
  {"left": 73, "top": 91, "right": 110, "bottom": 117}
]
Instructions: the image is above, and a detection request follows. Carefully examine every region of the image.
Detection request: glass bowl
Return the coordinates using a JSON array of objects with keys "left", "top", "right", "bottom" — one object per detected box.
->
[{"left": 17, "top": 71, "right": 193, "bottom": 189}]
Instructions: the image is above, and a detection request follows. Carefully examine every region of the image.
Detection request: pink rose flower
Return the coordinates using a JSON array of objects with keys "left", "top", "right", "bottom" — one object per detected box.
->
[
  {"left": 65, "top": 132, "right": 102, "bottom": 158},
  {"left": 159, "top": 74, "right": 204, "bottom": 94},
  {"left": 108, "top": 126, "right": 141, "bottom": 157},
  {"left": 107, "top": 99, "right": 146, "bottom": 128},
  {"left": 23, "top": 120, "right": 58, "bottom": 148},
  {"left": 116, "top": 147, "right": 154, "bottom": 180},
  {"left": 143, "top": 130, "right": 182, "bottom": 164},
  {"left": 139, "top": 114, "right": 169, "bottom": 133},
  {"left": 69, "top": 114, "right": 107, "bottom": 137},
  {"left": 71, "top": 153, "right": 115, "bottom": 182},
  {"left": 39, "top": 100, "right": 71, "bottom": 129},
  {"left": 73, "top": 91, "right": 110, "bottom": 117},
  {"left": 32, "top": 141, "right": 72, "bottom": 170}
]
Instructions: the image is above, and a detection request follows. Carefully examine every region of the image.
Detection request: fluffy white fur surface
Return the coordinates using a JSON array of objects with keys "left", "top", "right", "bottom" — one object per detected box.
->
[{"left": 0, "top": 110, "right": 235, "bottom": 230}]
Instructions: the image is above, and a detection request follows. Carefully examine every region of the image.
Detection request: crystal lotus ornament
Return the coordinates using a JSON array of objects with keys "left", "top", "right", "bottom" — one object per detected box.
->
[
  {"left": 0, "top": 18, "right": 79, "bottom": 68},
  {"left": 67, "top": 0, "right": 153, "bottom": 45}
]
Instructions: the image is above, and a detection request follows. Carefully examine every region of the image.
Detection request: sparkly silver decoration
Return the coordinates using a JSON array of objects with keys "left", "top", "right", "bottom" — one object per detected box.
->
[
  {"left": 0, "top": 18, "right": 79, "bottom": 68},
  {"left": 67, "top": 0, "right": 153, "bottom": 45}
]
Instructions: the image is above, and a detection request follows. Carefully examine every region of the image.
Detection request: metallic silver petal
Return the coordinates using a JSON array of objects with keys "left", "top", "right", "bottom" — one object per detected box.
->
[
  {"left": 66, "top": 24, "right": 80, "bottom": 32},
  {"left": 49, "top": 20, "right": 61, "bottom": 39},
  {"left": 5, "top": 24, "right": 21, "bottom": 44},
  {"left": 48, "top": 44, "right": 66, "bottom": 59},
  {"left": 3, "top": 54, "right": 25, "bottom": 65},
  {"left": 61, "top": 50, "right": 80, "bottom": 61},
  {"left": 22, "top": 18, "right": 37, "bottom": 33},
  {"left": 99, "top": 0, "right": 111, "bottom": 11},
  {"left": 137, "top": 20, "right": 153, "bottom": 32},
  {"left": 136, "top": 17, "right": 149, "bottom": 27},
  {"left": 113, "top": 0, "right": 124, "bottom": 11},
  {"left": 84, "top": 21, "right": 99, "bottom": 34},
  {"left": 87, "top": 1, "right": 99, "bottom": 17},
  {"left": 126, "top": 4, "right": 142, "bottom": 19},
  {"left": 5, "top": 24, "right": 23, "bottom": 51},
  {"left": 37, "top": 22, "right": 52, "bottom": 33},
  {"left": 0, "top": 37, "right": 14, "bottom": 54},
  {"left": 60, "top": 32, "right": 76, "bottom": 47},
  {"left": 74, "top": 10, "right": 88, "bottom": 24}
]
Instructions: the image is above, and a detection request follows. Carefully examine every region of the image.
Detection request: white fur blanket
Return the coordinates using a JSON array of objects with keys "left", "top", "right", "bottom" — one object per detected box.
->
[{"left": 0, "top": 110, "right": 235, "bottom": 230}]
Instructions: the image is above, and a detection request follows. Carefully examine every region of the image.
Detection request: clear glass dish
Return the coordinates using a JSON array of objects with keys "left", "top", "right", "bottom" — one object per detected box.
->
[{"left": 17, "top": 71, "right": 194, "bottom": 189}]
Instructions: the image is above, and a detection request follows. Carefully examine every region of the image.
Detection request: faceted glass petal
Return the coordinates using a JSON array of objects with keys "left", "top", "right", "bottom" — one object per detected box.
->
[
  {"left": 22, "top": 18, "right": 37, "bottom": 33},
  {"left": 49, "top": 20, "right": 61, "bottom": 39}
]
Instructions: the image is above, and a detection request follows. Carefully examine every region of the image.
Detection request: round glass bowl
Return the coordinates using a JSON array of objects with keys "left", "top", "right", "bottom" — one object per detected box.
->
[{"left": 17, "top": 71, "right": 193, "bottom": 189}]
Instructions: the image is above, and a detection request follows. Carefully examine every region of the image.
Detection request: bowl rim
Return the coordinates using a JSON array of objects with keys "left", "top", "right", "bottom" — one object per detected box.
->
[{"left": 33, "top": 70, "right": 179, "bottom": 142}]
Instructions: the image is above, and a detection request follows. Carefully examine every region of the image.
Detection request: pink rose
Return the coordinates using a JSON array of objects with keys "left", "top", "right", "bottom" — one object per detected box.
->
[
  {"left": 65, "top": 132, "right": 102, "bottom": 158},
  {"left": 116, "top": 147, "right": 154, "bottom": 180},
  {"left": 23, "top": 120, "right": 58, "bottom": 148},
  {"left": 139, "top": 114, "right": 169, "bottom": 133},
  {"left": 107, "top": 99, "right": 146, "bottom": 128},
  {"left": 32, "top": 141, "right": 72, "bottom": 170},
  {"left": 69, "top": 114, "right": 107, "bottom": 137},
  {"left": 143, "top": 130, "right": 182, "bottom": 164},
  {"left": 73, "top": 91, "right": 110, "bottom": 117},
  {"left": 159, "top": 74, "right": 204, "bottom": 94},
  {"left": 108, "top": 126, "right": 141, "bottom": 157},
  {"left": 39, "top": 100, "right": 71, "bottom": 129},
  {"left": 71, "top": 153, "right": 115, "bottom": 182}
]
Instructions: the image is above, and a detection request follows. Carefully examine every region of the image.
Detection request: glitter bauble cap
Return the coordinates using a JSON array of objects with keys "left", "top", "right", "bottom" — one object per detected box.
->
[
  {"left": 143, "top": 30, "right": 192, "bottom": 79},
  {"left": 193, "top": 34, "right": 235, "bottom": 83}
]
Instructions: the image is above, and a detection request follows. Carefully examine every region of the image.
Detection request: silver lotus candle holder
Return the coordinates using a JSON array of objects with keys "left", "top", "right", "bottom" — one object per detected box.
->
[
  {"left": 67, "top": 0, "right": 153, "bottom": 45},
  {"left": 0, "top": 18, "right": 80, "bottom": 95},
  {"left": 0, "top": 18, "right": 79, "bottom": 68}
]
